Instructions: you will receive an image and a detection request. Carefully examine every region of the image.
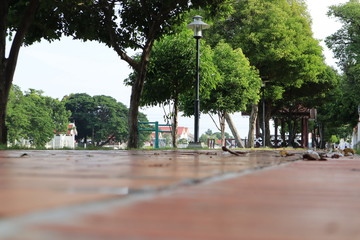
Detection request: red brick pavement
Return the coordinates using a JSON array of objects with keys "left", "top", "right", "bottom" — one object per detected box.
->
[{"left": 1, "top": 150, "right": 360, "bottom": 239}]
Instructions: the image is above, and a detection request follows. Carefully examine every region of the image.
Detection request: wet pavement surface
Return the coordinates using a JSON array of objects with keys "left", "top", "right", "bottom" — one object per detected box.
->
[{"left": 0, "top": 149, "right": 359, "bottom": 239}]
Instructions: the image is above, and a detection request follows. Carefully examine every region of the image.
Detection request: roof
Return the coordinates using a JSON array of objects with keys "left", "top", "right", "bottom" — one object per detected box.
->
[{"left": 158, "top": 126, "right": 189, "bottom": 135}]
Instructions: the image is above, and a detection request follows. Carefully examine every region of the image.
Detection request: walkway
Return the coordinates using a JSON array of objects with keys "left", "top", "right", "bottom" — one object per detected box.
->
[{"left": 0, "top": 149, "right": 359, "bottom": 239}]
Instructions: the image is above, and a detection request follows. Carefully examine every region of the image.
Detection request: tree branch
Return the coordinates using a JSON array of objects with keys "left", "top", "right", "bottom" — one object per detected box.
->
[
  {"left": 208, "top": 113, "right": 221, "bottom": 131},
  {"left": 0, "top": 0, "right": 8, "bottom": 64},
  {"left": 6, "top": 0, "right": 40, "bottom": 87},
  {"left": 100, "top": 0, "right": 140, "bottom": 72}
]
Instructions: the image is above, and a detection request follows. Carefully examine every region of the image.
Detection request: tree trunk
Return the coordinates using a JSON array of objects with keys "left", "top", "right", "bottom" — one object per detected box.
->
[
  {"left": 265, "top": 102, "right": 272, "bottom": 147},
  {"left": 281, "top": 119, "right": 286, "bottom": 147},
  {"left": 274, "top": 118, "right": 278, "bottom": 148},
  {"left": 0, "top": 0, "right": 39, "bottom": 145},
  {"left": 225, "top": 113, "right": 244, "bottom": 148},
  {"left": 172, "top": 98, "right": 178, "bottom": 148},
  {"left": 219, "top": 112, "right": 226, "bottom": 146},
  {"left": 127, "top": 42, "right": 154, "bottom": 149},
  {"left": 0, "top": 82, "right": 8, "bottom": 144},
  {"left": 319, "top": 122, "right": 325, "bottom": 149},
  {"left": 247, "top": 104, "right": 258, "bottom": 148}
]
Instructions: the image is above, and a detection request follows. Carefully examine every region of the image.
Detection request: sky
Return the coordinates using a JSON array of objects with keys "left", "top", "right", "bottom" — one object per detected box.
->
[{"left": 11, "top": 0, "right": 348, "bottom": 137}]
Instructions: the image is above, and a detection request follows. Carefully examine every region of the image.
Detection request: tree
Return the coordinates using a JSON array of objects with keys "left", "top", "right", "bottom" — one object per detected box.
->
[
  {"left": 6, "top": 85, "right": 29, "bottom": 143},
  {"left": 326, "top": 0, "right": 360, "bottom": 128},
  {"left": 207, "top": 0, "right": 326, "bottom": 146},
  {"left": 129, "top": 29, "right": 219, "bottom": 147},
  {"left": 6, "top": 86, "right": 70, "bottom": 147},
  {"left": 64, "top": 94, "right": 128, "bottom": 145},
  {"left": 92, "top": 95, "right": 128, "bottom": 145},
  {"left": 201, "top": 41, "right": 261, "bottom": 145},
  {"left": 58, "top": 0, "right": 229, "bottom": 148},
  {"left": 64, "top": 93, "right": 150, "bottom": 147},
  {"left": 326, "top": 0, "right": 360, "bottom": 72},
  {"left": 63, "top": 93, "right": 96, "bottom": 143},
  {"left": 1, "top": 0, "right": 68, "bottom": 145},
  {"left": 273, "top": 65, "right": 340, "bottom": 147}
]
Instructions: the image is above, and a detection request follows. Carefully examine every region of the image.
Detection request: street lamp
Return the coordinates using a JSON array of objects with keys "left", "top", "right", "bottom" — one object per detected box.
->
[{"left": 187, "top": 15, "right": 209, "bottom": 144}]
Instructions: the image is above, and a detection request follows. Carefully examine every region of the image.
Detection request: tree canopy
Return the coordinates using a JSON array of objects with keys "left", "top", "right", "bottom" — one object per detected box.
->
[
  {"left": 6, "top": 85, "right": 70, "bottom": 147},
  {"left": 127, "top": 29, "right": 219, "bottom": 147},
  {"left": 1, "top": 0, "right": 230, "bottom": 147},
  {"left": 1, "top": 0, "right": 73, "bottom": 145},
  {"left": 208, "top": 0, "right": 325, "bottom": 96},
  {"left": 323, "top": 0, "right": 360, "bottom": 143},
  {"left": 57, "top": 0, "right": 230, "bottom": 148},
  {"left": 200, "top": 41, "right": 261, "bottom": 144},
  {"left": 63, "top": 93, "right": 150, "bottom": 146},
  {"left": 206, "top": 0, "right": 330, "bottom": 146}
]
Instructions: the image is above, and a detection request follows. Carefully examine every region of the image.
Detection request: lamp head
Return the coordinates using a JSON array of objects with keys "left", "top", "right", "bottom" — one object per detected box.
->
[{"left": 187, "top": 15, "right": 209, "bottom": 38}]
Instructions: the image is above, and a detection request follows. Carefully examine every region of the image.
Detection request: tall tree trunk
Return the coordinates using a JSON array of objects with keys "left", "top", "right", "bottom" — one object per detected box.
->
[
  {"left": 247, "top": 104, "right": 258, "bottom": 148},
  {"left": 265, "top": 102, "right": 272, "bottom": 147},
  {"left": 0, "top": 80, "right": 8, "bottom": 145},
  {"left": 319, "top": 122, "right": 325, "bottom": 149},
  {"left": 128, "top": 70, "right": 145, "bottom": 148},
  {"left": 281, "top": 119, "right": 286, "bottom": 147},
  {"left": 0, "top": 1, "right": 7, "bottom": 144},
  {"left": 288, "top": 119, "right": 293, "bottom": 147},
  {"left": 219, "top": 112, "right": 226, "bottom": 146},
  {"left": 127, "top": 42, "right": 154, "bottom": 149},
  {"left": 293, "top": 119, "right": 298, "bottom": 148},
  {"left": 274, "top": 118, "right": 278, "bottom": 148},
  {"left": 172, "top": 98, "right": 178, "bottom": 148},
  {"left": 225, "top": 113, "right": 244, "bottom": 148},
  {"left": 0, "top": 0, "right": 39, "bottom": 145}
]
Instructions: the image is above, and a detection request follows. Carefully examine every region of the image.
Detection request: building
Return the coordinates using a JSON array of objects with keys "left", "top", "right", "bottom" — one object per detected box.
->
[
  {"left": 46, "top": 123, "right": 78, "bottom": 149},
  {"left": 147, "top": 126, "right": 191, "bottom": 148}
]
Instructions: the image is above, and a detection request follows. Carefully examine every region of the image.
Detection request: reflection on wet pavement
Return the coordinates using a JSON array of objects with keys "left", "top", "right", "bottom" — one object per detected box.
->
[{"left": 0, "top": 149, "right": 300, "bottom": 217}]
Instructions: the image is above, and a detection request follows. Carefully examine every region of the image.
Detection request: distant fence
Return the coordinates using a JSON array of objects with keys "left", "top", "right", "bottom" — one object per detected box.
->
[{"left": 138, "top": 121, "right": 172, "bottom": 149}]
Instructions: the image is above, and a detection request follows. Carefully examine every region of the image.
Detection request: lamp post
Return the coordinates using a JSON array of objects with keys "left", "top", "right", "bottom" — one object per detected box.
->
[{"left": 187, "top": 16, "right": 209, "bottom": 144}]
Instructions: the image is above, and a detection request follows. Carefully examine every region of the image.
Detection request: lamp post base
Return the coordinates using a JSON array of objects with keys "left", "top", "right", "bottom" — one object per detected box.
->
[{"left": 187, "top": 142, "right": 203, "bottom": 149}]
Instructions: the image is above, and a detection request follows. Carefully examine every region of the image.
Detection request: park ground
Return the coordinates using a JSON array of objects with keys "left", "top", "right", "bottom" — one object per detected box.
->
[{"left": 0, "top": 149, "right": 360, "bottom": 239}]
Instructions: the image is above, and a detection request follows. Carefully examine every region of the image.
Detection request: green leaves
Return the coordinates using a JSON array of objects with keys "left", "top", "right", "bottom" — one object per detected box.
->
[
  {"left": 6, "top": 86, "right": 70, "bottom": 147},
  {"left": 202, "top": 41, "right": 261, "bottom": 114},
  {"left": 140, "top": 29, "right": 219, "bottom": 113},
  {"left": 324, "top": 0, "right": 360, "bottom": 136},
  {"left": 63, "top": 93, "right": 146, "bottom": 145}
]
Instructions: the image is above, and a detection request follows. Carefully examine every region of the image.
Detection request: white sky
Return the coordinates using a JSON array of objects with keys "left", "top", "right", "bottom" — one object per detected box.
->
[{"left": 11, "top": 0, "right": 348, "bottom": 137}]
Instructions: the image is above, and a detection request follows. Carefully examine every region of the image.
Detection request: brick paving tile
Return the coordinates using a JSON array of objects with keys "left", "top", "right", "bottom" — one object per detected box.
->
[
  {"left": 0, "top": 149, "right": 289, "bottom": 218},
  {"left": 2, "top": 150, "right": 360, "bottom": 239}
]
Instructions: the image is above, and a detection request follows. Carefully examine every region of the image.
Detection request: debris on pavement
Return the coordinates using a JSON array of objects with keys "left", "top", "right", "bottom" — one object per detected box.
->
[
  {"left": 221, "top": 146, "right": 248, "bottom": 156},
  {"left": 303, "top": 150, "right": 321, "bottom": 161},
  {"left": 279, "top": 150, "right": 295, "bottom": 157}
]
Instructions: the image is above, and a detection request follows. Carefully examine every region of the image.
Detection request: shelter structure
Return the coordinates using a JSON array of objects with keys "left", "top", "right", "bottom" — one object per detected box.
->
[{"left": 262, "top": 106, "right": 317, "bottom": 148}]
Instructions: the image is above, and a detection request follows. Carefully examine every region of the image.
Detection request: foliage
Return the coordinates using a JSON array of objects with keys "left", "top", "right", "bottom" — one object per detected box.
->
[
  {"left": 63, "top": 93, "right": 150, "bottom": 146},
  {"left": 131, "top": 30, "right": 219, "bottom": 108},
  {"left": 202, "top": 41, "right": 261, "bottom": 114},
  {"left": 326, "top": 0, "right": 360, "bottom": 71},
  {"left": 206, "top": 0, "right": 332, "bottom": 147},
  {"left": 55, "top": 0, "right": 230, "bottom": 148},
  {"left": 326, "top": 0, "right": 360, "bottom": 128},
  {"left": 197, "top": 41, "right": 261, "bottom": 144},
  {"left": 207, "top": 0, "right": 326, "bottom": 104},
  {"left": 126, "top": 28, "right": 220, "bottom": 147},
  {"left": 1, "top": 0, "right": 73, "bottom": 144},
  {"left": 199, "top": 130, "right": 232, "bottom": 144},
  {"left": 329, "top": 135, "right": 339, "bottom": 144},
  {"left": 6, "top": 86, "right": 70, "bottom": 147}
]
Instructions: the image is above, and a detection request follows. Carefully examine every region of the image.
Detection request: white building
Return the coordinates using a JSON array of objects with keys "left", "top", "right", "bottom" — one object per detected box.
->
[{"left": 46, "top": 123, "right": 77, "bottom": 149}]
